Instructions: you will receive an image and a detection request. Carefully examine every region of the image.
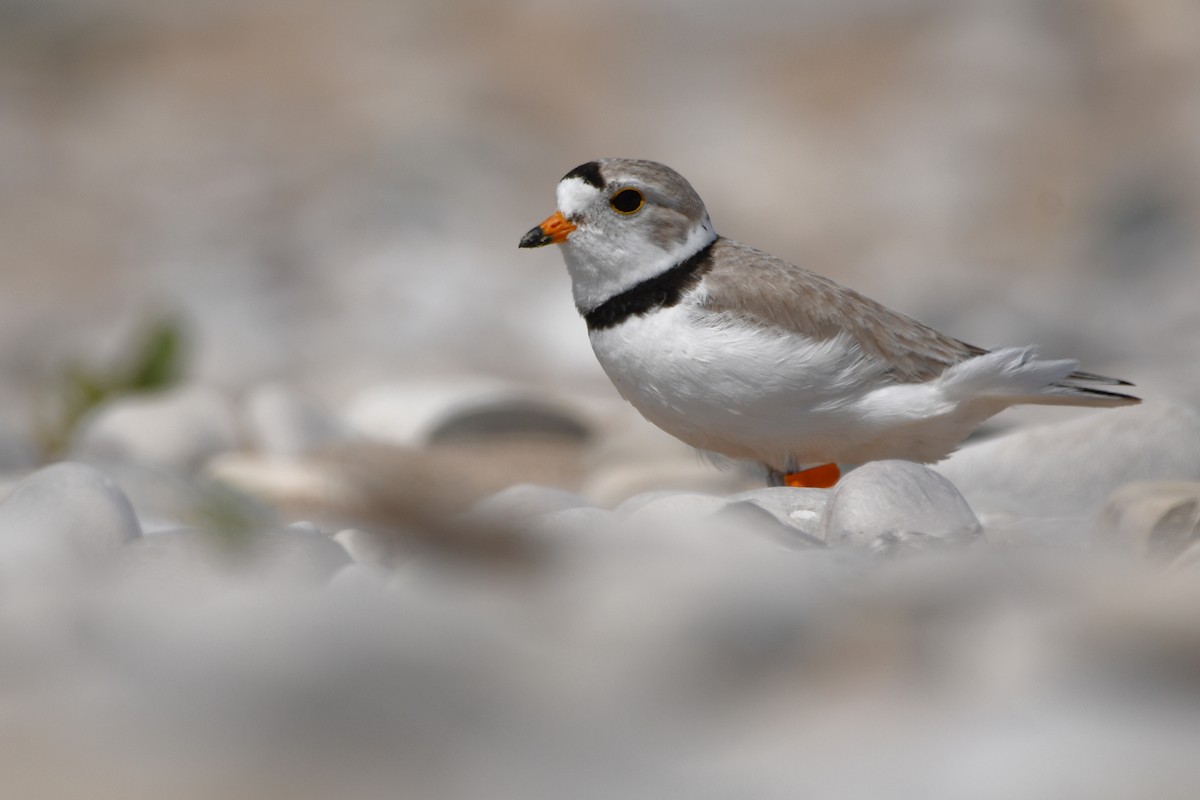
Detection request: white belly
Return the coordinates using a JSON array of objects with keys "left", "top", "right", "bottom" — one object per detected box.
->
[{"left": 588, "top": 304, "right": 891, "bottom": 469}]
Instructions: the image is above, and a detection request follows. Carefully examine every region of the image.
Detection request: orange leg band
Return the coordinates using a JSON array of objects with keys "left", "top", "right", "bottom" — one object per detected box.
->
[{"left": 783, "top": 463, "right": 840, "bottom": 489}]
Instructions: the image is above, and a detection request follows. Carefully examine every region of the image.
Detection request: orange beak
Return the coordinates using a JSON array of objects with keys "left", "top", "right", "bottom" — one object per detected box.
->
[{"left": 518, "top": 211, "right": 577, "bottom": 248}]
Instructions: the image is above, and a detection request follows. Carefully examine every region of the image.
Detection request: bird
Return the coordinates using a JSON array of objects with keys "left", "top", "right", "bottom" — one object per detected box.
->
[{"left": 519, "top": 158, "right": 1140, "bottom": 488}]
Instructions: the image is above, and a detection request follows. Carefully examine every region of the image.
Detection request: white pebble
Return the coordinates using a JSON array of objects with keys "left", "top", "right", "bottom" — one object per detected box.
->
[
  {"left": 71, "top": 385, "right": 239, "bottom": 470},
  {"left": 937, "top": 402, "right": 1200, "bottom": 526},
  {"left": 823, "top": 461, "right": 982, "bottom": 553},
  {"left": 0, "top": 461, "right": 141, "bottom": 570},
  {"left": 334, "top": 528, "right": 391, "bottom": 565},
  {"left": 254, "top": 527, "right": 353, "bottom": 583}
]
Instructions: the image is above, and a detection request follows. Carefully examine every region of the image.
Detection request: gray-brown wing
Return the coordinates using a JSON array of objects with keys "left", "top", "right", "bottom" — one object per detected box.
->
[{"left": 701, "top": 238, "right": 986, "bottom": 383}]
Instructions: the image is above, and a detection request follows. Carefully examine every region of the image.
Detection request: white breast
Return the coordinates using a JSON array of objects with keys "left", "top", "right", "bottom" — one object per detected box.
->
[{"left": 587, "top": 299, "right": 889, "bottom": 469}]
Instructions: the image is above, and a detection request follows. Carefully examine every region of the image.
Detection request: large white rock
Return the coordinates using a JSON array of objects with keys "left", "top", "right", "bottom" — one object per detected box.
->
[
  {"left": 0, "top": 461, "right": 141, "bottom": 569},
  {"left": 244, "top": 382, "right": 346, "bottom": 457},
  {"left": 936, "top": 402, "right": 1200, "bottom": 527},
  {"left": 71, "top": 385, "right": 239, "bottom": 470},
  {"left": 823, "top": 461, "right": 982, "bottom": 553}
]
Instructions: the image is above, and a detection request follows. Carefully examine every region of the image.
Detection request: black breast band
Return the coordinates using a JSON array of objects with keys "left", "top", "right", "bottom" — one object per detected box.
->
[{"left": 582, "top": 239, "right": 718, "bottom": 331}]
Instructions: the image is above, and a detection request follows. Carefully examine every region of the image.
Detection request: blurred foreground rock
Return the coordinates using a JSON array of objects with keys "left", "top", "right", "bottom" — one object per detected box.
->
[
  {"left": 0, "top": 462, "right": 140, "bottom": 572},
  {"left": 71, "top": 385, "right": 239, "bottom": 471}
]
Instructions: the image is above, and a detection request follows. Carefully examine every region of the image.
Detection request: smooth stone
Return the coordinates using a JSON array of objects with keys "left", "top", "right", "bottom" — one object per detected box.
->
[
  {"left": 71, "top": 385, "right": 239, "bottom": 471},
  {"left": 611, "top": 491, "right": 807, "bottom": 565},
  {"left": 616, "top": 490, "right": 727, "bottom": 527},
  {"left": 823, "top": 460, "right": 982, "bottom": 553},
  {"left": 118, "top": 527, "right": 227, "bottom": 587},
  {"left": 615, "top": 490, "right": 724, "bottom": 517},
  {"left": 712, "top": 500, "right": 826, "bottom": 548},
  {"left": 244, "top": 383, "right": 345, "bottom": 457},
  {"left": 333, "top": 527, "right": 391, "bottom": 565},
  {"left": 251, "top": 527, "right": 353, "bottom": 583},
  {"left": 936, "top": 402, "right": 1200, "bottom": 524},
  {"left": 120, "top": 525, "right": 349, "bottom": 586},
  {"left": 345, "top": 378, "right": 590, "bottom": 446},
  {"left": 90, "top": 461, "right": 278, "bottom": 535},
  {"left": 426, "top": 398, "right": 590, "bottom": 444},
  {"left": 724, "top": 486, "right": 831, "bottom": 540},
  {"left": 327, "top": 563, "right": 389, "bottom": 593},
  {"left": 521, "top": 507, "right": 618, "bottom": 541},
  {"left": 1095, "top": 481, "right": 1200, "bottom": 561},
  {"left": 0, "top": 461, "right": 141, "bottom": 568},
  {"left": 468, "top": 484, "right": 590, "bottom": 523}
]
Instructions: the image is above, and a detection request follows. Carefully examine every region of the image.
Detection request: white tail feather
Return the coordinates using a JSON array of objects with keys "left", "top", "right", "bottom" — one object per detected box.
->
[{"left": 940, "top": 347, "right": 1138, "bottom": 408}]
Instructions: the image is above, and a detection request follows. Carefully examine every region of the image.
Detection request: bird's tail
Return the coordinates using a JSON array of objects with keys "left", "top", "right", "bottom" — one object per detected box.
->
[{"left": 941, "top": 346, "right": 1141, "bottom": 408}]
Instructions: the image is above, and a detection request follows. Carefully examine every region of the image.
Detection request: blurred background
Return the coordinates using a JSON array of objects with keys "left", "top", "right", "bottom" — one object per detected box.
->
[
  {"left": 2, "top": 0, "right": 1198, "bottom": 429},
  {"left": 3, "top": 1, "right": 1200, "bottom": 798}
]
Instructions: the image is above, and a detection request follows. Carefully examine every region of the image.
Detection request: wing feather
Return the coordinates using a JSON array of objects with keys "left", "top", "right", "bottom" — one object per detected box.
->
[{"left": 700, "top": 238, "right": 982, "bottom": 383}]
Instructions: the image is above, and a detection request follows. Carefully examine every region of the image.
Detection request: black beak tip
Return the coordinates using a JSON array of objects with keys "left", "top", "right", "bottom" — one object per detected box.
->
[{"left": 518, "top": 226, "right": 550, "bottom": 249}]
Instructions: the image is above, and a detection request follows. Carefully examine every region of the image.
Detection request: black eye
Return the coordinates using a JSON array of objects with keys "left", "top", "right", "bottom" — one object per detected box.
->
[{"left": 609, "top": 188, "right": 645, "bottom": 214}]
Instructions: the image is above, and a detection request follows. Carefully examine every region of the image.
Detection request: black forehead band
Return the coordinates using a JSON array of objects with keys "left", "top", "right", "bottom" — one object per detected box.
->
[{"left": 562, "top": 161, "right": 606, "bottom": 190}]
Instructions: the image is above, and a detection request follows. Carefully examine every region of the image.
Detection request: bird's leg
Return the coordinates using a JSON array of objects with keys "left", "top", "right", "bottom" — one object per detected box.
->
[{"left": 783, "top": 463, "right": 840, "bottom": 489}]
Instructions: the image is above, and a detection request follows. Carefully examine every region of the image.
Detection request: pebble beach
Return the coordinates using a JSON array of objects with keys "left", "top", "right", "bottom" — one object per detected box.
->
[{"left": 3, "top": 1, "right": 1200, "bottom": 798}]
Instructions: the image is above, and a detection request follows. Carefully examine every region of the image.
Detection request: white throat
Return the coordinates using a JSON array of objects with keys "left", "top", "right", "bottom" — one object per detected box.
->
[{"left": 562, "top": 217, "right": 717, "bottom": 312}]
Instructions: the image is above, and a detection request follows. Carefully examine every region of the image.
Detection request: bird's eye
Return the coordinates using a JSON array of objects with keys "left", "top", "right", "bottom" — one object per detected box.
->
[{"left": 609, "top": 188, "right": 645, "bottom": 215}]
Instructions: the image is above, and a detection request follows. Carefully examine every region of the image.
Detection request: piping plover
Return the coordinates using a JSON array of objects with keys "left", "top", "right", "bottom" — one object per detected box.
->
[{"left": 519, "top": 159, "right": 1139, "bottom": 488}]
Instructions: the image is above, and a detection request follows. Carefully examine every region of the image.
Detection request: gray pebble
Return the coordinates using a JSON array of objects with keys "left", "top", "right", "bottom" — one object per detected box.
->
[
  {"left": 823, "top": 461, "right": 982, "bottom": 553},
  {"left": 426, "top": 397, "right": 590, "bottom": 443}
]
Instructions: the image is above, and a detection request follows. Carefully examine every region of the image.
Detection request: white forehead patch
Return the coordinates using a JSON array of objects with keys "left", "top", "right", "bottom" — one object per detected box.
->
[{"left": 556, "top": 177, "right": 601, "bottom": 218}]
